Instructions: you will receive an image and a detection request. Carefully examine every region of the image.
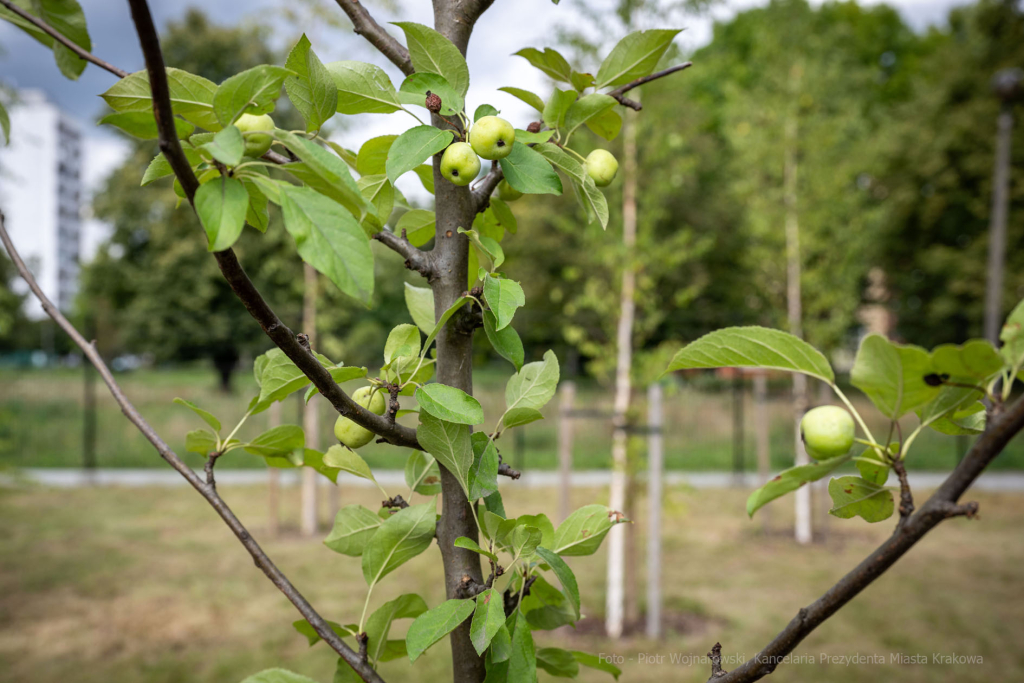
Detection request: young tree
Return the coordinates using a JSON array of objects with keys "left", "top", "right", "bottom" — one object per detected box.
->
[{"left": 3, "top": 3, "right": 1024, "bottom": 683}]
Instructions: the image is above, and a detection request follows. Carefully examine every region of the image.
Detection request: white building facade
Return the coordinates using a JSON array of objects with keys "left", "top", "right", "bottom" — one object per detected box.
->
[{"left": 0, "top": 89, "right": 82, "bottom": 318}]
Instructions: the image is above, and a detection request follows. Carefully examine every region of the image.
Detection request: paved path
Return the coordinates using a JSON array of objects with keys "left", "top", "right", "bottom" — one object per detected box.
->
[{"left": 4, "top": 468, "right": 1024, "bottom": 491}]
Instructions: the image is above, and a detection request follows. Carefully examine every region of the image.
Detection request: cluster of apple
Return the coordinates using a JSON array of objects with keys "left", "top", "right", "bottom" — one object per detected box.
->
[{"left": 440, "top": 115, "right": 620, "bottom": 193}]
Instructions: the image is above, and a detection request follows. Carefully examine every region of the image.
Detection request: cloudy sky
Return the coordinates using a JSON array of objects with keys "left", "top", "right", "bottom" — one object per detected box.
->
[{"left": 0, "top": 0, "right": 969, "bottom": 250}]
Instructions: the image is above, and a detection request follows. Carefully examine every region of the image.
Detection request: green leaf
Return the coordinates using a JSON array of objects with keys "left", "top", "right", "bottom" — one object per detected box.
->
[
  {"left": 98, "top": 112, "right": 194, "bottom": 140},
  {"left": 746, "top": 454, "right": 852, "bottom": 517},
  {"left": 513, "top": 128, "right": 556, "bottom": 145},
  {"left": 357, "top": 174, "right": 394, "bottom": 231},
  {"left": 405, "top": 451, "right": 442, "bottom": 495},
  {"left": 365, "top": 594, "right": 428, "bottom": 664},
  {"left": 828, "top": 476, "right": 894, "bottom": 523},
  {"left": 416, "top": 384, "right": 484, "bottom": 425},
  {"left": 395, "top": 210, "right": 436, "bottom": 248},
  {"left": 514, "top": 47, "right": 573, "bottom": 83},
  {"left": 542, "top": 88, "right": 577, "bottom": 130},
  {"left": 498, "top": 143, "right": 563, "bottom": 196},
  {"left": 856, "top": 456, "right": 889, "bottom": 486},
  {"left": 665, "top": 326, "right": 835, "bottom": 384},
  {"left": 243, "top": 179, "right": 270, "bottom": 232},
  {"left": 400, "top": 72, "right": 464, "bottom": 116},
  {"left": 489, "top": 198, "right": 517, "bottom": 235},
  {"left": 356, "top": 135, "right": 398, "bottom": 176},
  {"left": 405, "top": 283, "right": 435, "bottom": 334},
  {"left": 572, "top": 651, "right": 621, "bottom": 680},
  {"left": 929, "top": 402, "right": 986, "bottom": 436},
  {"left": 468, "top": 432, "right": 499, "bottom": 501},
  {"left": 326, "top": 60, "right": 403, "bottom": 115},
  {"left": 255, "top": 348, "right": 346, "bottom": 404},
  {"left": 406, "top": 598, "right": 475, "bottom": 662},
  {"left": 498, "top": 86, "right": 545, "bottom": 112},
  {"left": 490, "top": 625, "right": 512, "bottom": 663},
  {"left": 470, "top": 589, "right": 506, "bottom": 655},
  {"left": 195, "top": 176, "right": 248, "bottom": 252},
  {"left": 284, "top": 34, "right": 337, "bottom": 132},
  {"left": 213, "top": 65, "right": 294, "bottom": 126},
  {"left": 101, "top": 68, "right": 220, "bottom": 130},
  {"left": 277, "top": 131, "right": 370, "bottom": 221},
  {"left": 507, "top": 610, "right": 537, "bottom": 683},
  {"left": 586, "top": 107, "right": 623, "bottom": 141},
  {"left": 173, "top": 397, "right": 221, "bottom": 431},
  {"left": 509, "top": 525, "right": 542, "bottom": 562},
  {"left": 915, "top": 386, "right": 979, "bottom": 432},
  {"left": 534, "top": 142, "right": 608, "bottom": 229},
  {"left": 1, "top": 0, "right": 91, "bottom": 80},
  {"left": 292, "top": 618, "right": 354, "bottom": 646},
  {"left": 595, "top": 29, "right": 683, "bottom": 88},
  {"left": 537, "top": 648, "right": 579, "bottom": 678},
  {"left": 483, "top": 310, "right": 524, "bottom": 372},
  {"left": 239, "top": 669, "right": 319, "bottom": 683},
  {"left": 1000, "top": 297, "right": 1024, "bottom": 370},
  {"left": 422, "top": 296, "right": 471, "bottom": 355},
  {"left": 386, "top": 125, "right": 454, "bottom": 185},
  {"left": 323, "top": 445, "right": 378, "bottom": 485},
  {"left": 454, "top": 536, "right": 497, "bottom": 563},
  {"left": 502, "top": 407, "right": 544, "bottom": 429},
  {"left": 392, "top": 22, "right": 470, "bottom": 97},
  {"left": 553, "top": 504, "right": 621, "bottom": 556},
  {"left": 474, "top": 104, "right": 498, "bottom": 121},
  {"left": 414, "top": 164, "right": 435, "bottom": 194},
  {"left": 325, "top": 504, "right": 382, "bottom": 556},
  {"left": 535, "top": 547, "right": 579, "bottom": 619},
  {"left": 185, "top": 429, "right": 217, "bottom": 455},
  {"left": 850, "top": 334, "right": 937, "bottom": 419},
  {"left": 505, "top": 349, "right": 559, "bottom": 414},
  {"left": 362, "top": 503, "right": 436, "bottom": 586},
  {"left": 202, "top": 125, "right": 244, "bottom": 167},
  {"left": 280, "top": 185, "right": 374, "bottom": 305},
  {"left": 385, "top": 324, "right": 422, "bottom": 364},
  {"left": 930, "top": 340, "right": 1005, "bottom": 383},
  {"left": 483, "top": 275, "right": 525, "bottom": 330},
  {"left": 244, "top": 425, "right": 304, "bottom": 457},
  {"left": 417, "top": 412, "right": 473, "bottom": 497},
  {"left": 563, "top": 93, "right": 616, "bottom": 139}
]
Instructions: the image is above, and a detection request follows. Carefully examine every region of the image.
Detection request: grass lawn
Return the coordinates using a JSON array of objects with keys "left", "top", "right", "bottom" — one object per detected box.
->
[
  {"left": 0, "top": 482, "right": 1022, "bottom": 683},
  {"left": 2, "top": 366, "right": 1019, "bottom": 472}
]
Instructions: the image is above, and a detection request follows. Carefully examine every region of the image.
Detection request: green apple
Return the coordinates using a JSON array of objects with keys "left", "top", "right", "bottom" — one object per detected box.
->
[
  {"left": 334, "top": 386, "right": 387, "bottom": 449},
  {"left": 469, "top": 115, "right": 515, "bottom": 160},
  {"left": 497, "top": 179, "right": 523, "bottom": 201},
  {"left": 584, "top": 149, "right": 618, "bottom": 187},
  {"left": 440, "top": 142, "right": 481, "bottom": 187},
  {"left": 800, "top": 405, "right": 855, "bottom": 460},
  {"left": 235, "top": 113, "right": 275, "bottom": 157}
]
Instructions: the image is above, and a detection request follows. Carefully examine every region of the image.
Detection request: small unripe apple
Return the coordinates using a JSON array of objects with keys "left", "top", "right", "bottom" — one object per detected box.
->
[
  {"left": 497, "top": 179, "right": 523, "bottom": 202},
  {"left": 334, "top": 386, "right": 387, "bottom": 449},
  {"left": 440, "top": 142, "right": 481, "bottom": 187},
  {"left": 800, "top": 406, "right": 855, "bottom": 460},
  {"left": 584, "top": 149, "right": 618, "bottom": 187},
  {"left": 470, "top": 115, "right": 515, "bottom": 160},
  {"left": 235, "top": 113, "right": 275, "bottom": 157}
]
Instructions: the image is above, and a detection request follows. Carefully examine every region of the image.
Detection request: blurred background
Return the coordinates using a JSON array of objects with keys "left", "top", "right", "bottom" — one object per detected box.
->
[{"left": 0, "top": 0, "right": 1022, "bottom": 681}]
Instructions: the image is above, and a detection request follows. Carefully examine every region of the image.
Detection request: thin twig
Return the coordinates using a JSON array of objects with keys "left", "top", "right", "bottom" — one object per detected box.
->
[
  {"left": 891, "top": 458, "right": 914, "bottom": 528},
  {"left": 705, "top": 391, "right": 1024, "bottom": 683},
  {"left": 372, "top": 230, "right": 433, "bottom": 279},
  {"left": 0, "top": 0, "right": 129, "bottom": 78},
  {"left": 332, "top": 0, "right": 414, "bottom": 75},
  {"left": 0, "top": 212, "right": 387, "bottom": 683},
  {"left": 607, "top": 62, "right": 693, "bottom": 111},
  {"left": 124, "top": 0, "right": 419, "bottom": 450}
]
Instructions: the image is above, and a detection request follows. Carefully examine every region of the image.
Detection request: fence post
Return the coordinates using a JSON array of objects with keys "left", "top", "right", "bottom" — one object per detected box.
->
[
  {"left": 753, "top": 371, "right": 770, "bottom": 530},
  {"left": 558, "top": 381, "right": 575, "bottom": 522},
  {"left": 82, "top": 332, "right": 97, "bottom": 479},
  {"left": 268, "top": 400, "right": 282, "bottom": 537},
  {"left": 645, "top": 383, "right": 663, "bottom": 639}
]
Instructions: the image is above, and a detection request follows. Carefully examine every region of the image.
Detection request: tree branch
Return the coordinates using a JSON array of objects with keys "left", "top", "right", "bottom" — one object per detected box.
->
[
  {"left": 607, "top": 62, "right": 693, "bottom": 111},
  {"left": 707, "top": 392, "right": 1024, "bottom": 683},
  {"left": 333, "top": 0, "right": 414, "bottom": 75},
  {"left": 125, "top": 0, "right": 419, "bottom": 450},
  {"left": 0, "top": 213, "right": 386, "bottom": 683},
  {"left": 891, "top": 458, "right": 914, "bottom": 529},
  {"left": 373, "top": 230, "right": 433, "bottom": 279},
  {"left": 0, "top": 0, "right": 129, "bottom": 78},
  {"left": 471, "top": 161, "right": 503, "bottom": 214}
]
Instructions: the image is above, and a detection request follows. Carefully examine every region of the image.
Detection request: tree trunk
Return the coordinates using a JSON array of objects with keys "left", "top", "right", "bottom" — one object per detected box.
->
[
  {"left": 984, "top": 106, "right": 1013, "bottom": 344},
  {"left": 430, "top": 8, "right": 486, "bottom": 681},
  {"left": 300, "top": 263, "right": 319, "bottom": 537},
  {"left": 645, "top": 382, "right": 663, "bottom": 639},
  {"left": 607, "top": 95, "right": 639, "bottom": 639},
  {"left": 753, "top": 372, "right": 771, "bottom": 531},
  {"left": 784, "top": 63, "right": 812, "bottom": 546}
]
